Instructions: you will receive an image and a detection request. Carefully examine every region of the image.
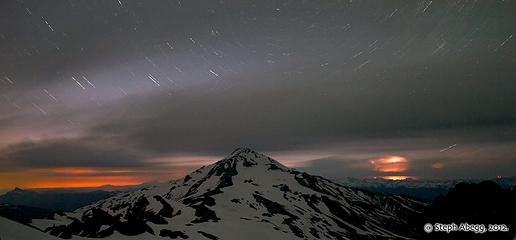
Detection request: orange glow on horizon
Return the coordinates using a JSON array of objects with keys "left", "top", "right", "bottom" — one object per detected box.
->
[
  {"left": 0, "top": 169, "right": 152, "bottom": 190},
  {"left": 0, "top": 165, "right": 200, "bottom": 191},
  {"left": 378, "top": 176, "right": 416, "bottom": 181},
  {"left": 24, "top": 174, "right": 148, "bottom": 189},
  {"left": 27, "top": 179, "right": 144, "bottom": 189}
]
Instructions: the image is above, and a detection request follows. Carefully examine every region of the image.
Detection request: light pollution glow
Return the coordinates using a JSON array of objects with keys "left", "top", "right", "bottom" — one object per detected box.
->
[
  {"left": 0, "top": 169, "right": 146, "bottom": 190},
  {"left": 26, "top": 178, "right": 144, "bottom": 189},
  {"left": 370, "top": 155, "right": 413, "bottom": 180},
  {"left": 370, "top": 156, "right": 409, "bottom": 173},
  {"left": 378, "top": 176, "right": 417, "bottom": 181},
  {"left": 0, "top": 166, "right": 197, "bottom": 191}
]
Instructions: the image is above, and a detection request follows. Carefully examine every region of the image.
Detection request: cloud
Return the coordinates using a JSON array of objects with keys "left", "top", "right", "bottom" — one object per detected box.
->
[
  {"left": 292, "top": 138, "right": 516, "bottom": 180},
  {"left": 86, "top": 80, "right": 516, "bottom": 158},
  {"left": 0, "top": 137, "right": 152, "bottom": 170},
  {"left": 297, "top": 157, "right": 374, "bottom": 179},
  {"left": 370, "top": 156, "right": 409, "bottom": 173},
  {"left": 1, "top": 0, "right": 515, "bottom": 184},
  {"left": 0, "top": 135, "right": 217, "bottom": 189},
  {"left": 431, "top": 162, "right": 444, "bottom": 169}
]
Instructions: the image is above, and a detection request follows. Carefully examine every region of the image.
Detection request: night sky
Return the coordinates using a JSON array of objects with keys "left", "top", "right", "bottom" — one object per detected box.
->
[{"left": 1, "top": 0, "right": 515, "bottom": 191}]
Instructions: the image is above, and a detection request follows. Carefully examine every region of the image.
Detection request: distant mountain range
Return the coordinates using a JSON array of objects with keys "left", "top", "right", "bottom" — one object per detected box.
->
[
  {"left": 0, "top": 188, "right": 117, "bottom": 224},
  {"left": 21, "top": 184, "right": 147, "bottom": 193},
  {"left": 0, "top": 181, "right": 156, "bottom": 224},
  {"left": 338, "top": 177, "right": 516, "bottom": 201},
  {"left": 0, "top": 188, "right": 115, "bottom": 212}
]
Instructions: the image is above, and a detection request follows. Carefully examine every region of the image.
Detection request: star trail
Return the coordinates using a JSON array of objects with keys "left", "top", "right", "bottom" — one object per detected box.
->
[{"left": 0, "top": 0, "right": 515, "bottom": 191}]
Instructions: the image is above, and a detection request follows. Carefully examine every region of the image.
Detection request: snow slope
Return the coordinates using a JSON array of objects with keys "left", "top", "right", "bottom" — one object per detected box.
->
[
  {"left": 31, "top": 148, "right": 425, "bottom": 240},
  {"left": 0, "top": 216, "right": 60, "bottom": 240}
]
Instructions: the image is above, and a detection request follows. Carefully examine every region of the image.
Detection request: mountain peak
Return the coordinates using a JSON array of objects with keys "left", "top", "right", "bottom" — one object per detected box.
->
[
  {"left": 229, "top": 147, "right": 258, "bottom": 156},
  {"left": 11, "top": 187, "right": 28, "bottom": 194},
  {"left": 223, "top": 147, "right": 282, "bottom": 168}
]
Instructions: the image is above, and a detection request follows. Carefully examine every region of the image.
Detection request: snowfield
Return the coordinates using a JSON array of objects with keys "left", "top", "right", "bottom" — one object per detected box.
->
[{"left": 0, "top": 216, "right": 59, "bottom": 240}]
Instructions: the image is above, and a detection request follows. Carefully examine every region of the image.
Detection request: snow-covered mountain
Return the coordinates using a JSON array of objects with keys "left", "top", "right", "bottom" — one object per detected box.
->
[{"left": 31, "top": 148, "right": 425, "bottom": 240}]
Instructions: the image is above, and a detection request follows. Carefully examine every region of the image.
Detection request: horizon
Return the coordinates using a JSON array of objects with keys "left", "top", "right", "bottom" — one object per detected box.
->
[{"left": 1, "top": 147, "right": 514, "bottom": 195}]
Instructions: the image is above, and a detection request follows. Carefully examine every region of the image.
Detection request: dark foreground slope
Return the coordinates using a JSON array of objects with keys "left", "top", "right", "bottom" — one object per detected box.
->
[{"left": 421, "top": 181, "right": 516, "bottom": 240}]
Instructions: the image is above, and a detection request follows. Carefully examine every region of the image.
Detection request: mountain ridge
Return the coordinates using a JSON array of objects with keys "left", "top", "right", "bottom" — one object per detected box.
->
[{"left": 0, "top": 188, "right": 115, "bottom": 212}]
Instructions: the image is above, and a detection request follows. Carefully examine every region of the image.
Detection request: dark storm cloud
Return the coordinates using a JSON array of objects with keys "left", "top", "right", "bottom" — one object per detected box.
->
[
  {"left": 87, "top": 78, "right": 516, "bottom": 156},
  {"left": 297, "top": 157, "right": 374, "bottom": 179},
  {"left": 0, "top": 0, "right": 515, "bottom": 179},
  {"left": 0, "top": 137, "right": 152, "bottom": 169}
]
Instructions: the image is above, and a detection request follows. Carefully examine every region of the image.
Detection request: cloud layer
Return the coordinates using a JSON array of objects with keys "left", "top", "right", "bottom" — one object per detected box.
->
[{"left": 0, "top": 0, "right": 515, "bottom": 189}]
